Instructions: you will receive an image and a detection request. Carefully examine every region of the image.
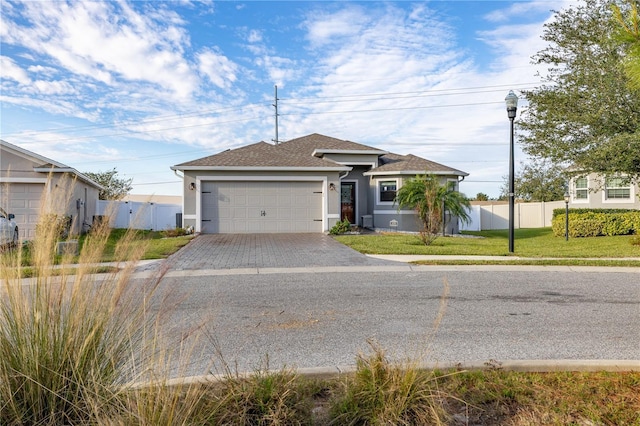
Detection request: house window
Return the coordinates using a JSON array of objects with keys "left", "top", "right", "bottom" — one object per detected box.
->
[
  {"left": 379, "top": 180, "right": 397, "bottom": 203},
  {"left": 574, "top": 177, "right": 588, "bottom": 200},
  {"left": 604, "top": 177, "right": 631, "bottom": 200}
]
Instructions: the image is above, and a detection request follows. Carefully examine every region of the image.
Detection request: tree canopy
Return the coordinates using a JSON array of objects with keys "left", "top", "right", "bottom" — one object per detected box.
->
[
  {"left": 613, "top": 0, "right": 640, "bottom": 89},
  {"left": 84, "top": 168, "right": 133, "bottom": 200},
  {"left": 518, "top": 0, "right": 640, "bottom": 183},
  {"left": 500, "top": 159, "right": 567, "bottom": 202}
]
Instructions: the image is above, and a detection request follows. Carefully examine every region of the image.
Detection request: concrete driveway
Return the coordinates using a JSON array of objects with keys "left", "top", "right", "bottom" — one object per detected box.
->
[{"left": 165, "top": 233, "right": 398, "bottom": 270}]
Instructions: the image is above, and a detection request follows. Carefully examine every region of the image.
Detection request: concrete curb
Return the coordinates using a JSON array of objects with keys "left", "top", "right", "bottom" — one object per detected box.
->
[{"left": 142, "top": 359, "right": 640, "bottom": 389}]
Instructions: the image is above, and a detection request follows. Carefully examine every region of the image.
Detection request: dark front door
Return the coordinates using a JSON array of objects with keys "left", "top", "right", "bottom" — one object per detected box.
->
[{"left": 341, "top": 182, "right": 356, "bottom": 224}]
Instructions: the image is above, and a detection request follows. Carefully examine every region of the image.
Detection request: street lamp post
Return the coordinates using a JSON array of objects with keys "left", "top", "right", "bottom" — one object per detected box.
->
[
  {"left": 564, "top": 191, "right": 570, "bottom": 241},
  {"left": 505, "top": 90, "right": 518, "bottom": 253}
]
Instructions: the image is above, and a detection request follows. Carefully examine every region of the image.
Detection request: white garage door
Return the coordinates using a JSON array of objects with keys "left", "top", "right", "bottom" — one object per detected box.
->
[
  {"left": 201, "top": 181, "right": 323, "bottom": 233},
  {"left": 6, "top": 183, "right": 44, "bottom": 240}
]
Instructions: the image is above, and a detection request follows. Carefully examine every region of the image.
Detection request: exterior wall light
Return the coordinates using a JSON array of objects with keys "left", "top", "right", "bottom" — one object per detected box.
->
[{"left": 189, "top": 182, "right": 196, "bottom": 190}]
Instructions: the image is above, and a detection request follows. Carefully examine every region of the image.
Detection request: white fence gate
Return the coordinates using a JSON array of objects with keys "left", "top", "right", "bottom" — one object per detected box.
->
[
  {"left": 460, "top": 201, "right": 565, "bottom": 231},
  {"left": 95, "top": 200, "right": 182, "bottom": 231}
]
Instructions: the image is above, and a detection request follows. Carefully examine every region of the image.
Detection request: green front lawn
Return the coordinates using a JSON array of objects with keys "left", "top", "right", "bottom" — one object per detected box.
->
[
  {"left": 91, "top": 228, "right": 193, "bottom": 261},
  {"left": 334, "top": 228, "right": 640, "bottom": 258},
  {"left": 2, "top": 229, "right": 193, "bottom": 268}
]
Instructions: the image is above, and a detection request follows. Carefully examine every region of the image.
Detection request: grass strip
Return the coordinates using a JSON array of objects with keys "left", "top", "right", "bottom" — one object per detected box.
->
[
  {"left": 334, "top": 228, "right": 640, "bottom": 258},
  {"left": 411, "top": 259, "right": 640, "bottom": 267}
]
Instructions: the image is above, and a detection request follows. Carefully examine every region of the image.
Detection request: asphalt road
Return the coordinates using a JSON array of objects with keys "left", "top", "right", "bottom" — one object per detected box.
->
[{"left": 145, "top": 267, "right": 640, "bottom": 376}]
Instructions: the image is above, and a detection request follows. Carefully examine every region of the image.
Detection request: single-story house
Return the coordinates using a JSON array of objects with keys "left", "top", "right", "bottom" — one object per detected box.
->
[
  {"left": 171, "top": 133, "right": 468, "bottom": 234},
  {"left": 0, "top": 139, "right": 103, "bottom": 240},
  {"left": 569, "top": 173, "right": 640, "bottom": 209}
]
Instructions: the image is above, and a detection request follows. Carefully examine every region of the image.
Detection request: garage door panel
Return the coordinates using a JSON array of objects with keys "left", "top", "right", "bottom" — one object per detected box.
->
[
  {"left": 201, "top": 181, "right": 323, "bottom": 234},
  {"left": 276, "top": 208, "right": 293, "bottom": 219},
  {"left": 263, "top": 196, "right": 278, "bottom": 207},
  {"left": 232, "top": 207, "right": 248, "bottom": 219}
]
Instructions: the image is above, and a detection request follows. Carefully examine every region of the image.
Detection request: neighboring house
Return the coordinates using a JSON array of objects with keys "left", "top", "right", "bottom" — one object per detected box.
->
[
  {"left": 171, "top": 133, "right": 468, "bottom": 234},
  {"left": 569, "top": 173, "right": 640, "bottom": 209},
  {"left": 0, "top": 139, "right": 103, "bottom": 240}
]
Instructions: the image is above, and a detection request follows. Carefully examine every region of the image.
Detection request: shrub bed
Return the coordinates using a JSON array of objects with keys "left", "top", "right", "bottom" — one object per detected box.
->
[{"left": 551, "top": 208, "right": 640, "bottom": 237}]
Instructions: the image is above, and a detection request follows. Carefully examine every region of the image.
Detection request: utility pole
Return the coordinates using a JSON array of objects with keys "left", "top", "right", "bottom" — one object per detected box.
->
[{"left": 272, "top": 85, "right": 279, "bottom": 144}]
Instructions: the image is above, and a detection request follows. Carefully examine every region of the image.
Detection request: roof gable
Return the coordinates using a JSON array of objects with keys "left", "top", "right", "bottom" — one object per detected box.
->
[
  {"left": 280, "top": 133, "right": 387, "bottom": 157},
  {"left": 174, "top": 134, "right": 389, "bottom": 170},
  {"left": 1, "top": 139, "right": 103, "bottom": 189},
  {"left": 366, "top": 152, "right": 468, "bottom": 176},
  {"left": 1, "top": 139, "right": 67, "bottom": 168}
]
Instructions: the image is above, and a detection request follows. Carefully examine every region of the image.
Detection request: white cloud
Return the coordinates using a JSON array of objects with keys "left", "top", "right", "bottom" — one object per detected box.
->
[
  {"left": 4, "top": 1, "right": 199, "bottom": 99},
  {"left": 197, "top": 49, "right": 238, "bottom": 88},
  {"left": 483, "top": 1, "right": 556, "bottom": 23},
  {"left": 27, "top": 65, "right": 58, "bottom": 76},
  {"left": 247, "top": 29, "right": 262, "bottom": 43},
  {"left": 32, "top": 80, "right": 76, "bottom": 95},
  {"left": 304, "top": 7, "right": 369, "bottom": 47},
  {"left": 1, "top": 56, "right": 31, "bottom": 84}
]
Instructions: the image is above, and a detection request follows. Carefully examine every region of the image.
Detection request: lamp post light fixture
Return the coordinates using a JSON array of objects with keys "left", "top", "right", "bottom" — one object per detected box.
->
[
  {"left": 564, "top": 191, "right": 570, "bottom": 241},
  {"left": 505, "top": 90, "right": 518, "bottom": 253}
]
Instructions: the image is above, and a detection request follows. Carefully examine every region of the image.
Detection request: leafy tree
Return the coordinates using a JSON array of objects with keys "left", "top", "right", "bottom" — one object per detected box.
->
[
  {"left": 84, "top": 168, "right": 133, "bottom": 200},
  {"left": 499, "top": 159, "right": 568, "bottom": 202},
  {"left": 474, "top": 192, "right": 490, "bottom": 201},
  {"left": 394, "top": 174, "right": 471, "bottom": 245},
  {"left": 519, "top": 0, "right": 640, "bottom": 184},
  {"left": 613, "top": 0, "right": 640, "bottom": 89}
]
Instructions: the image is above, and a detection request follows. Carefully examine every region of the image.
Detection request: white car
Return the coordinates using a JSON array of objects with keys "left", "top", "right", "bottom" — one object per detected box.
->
[{"left": 0, "top": 207, "right": 19, "bottom": 248}]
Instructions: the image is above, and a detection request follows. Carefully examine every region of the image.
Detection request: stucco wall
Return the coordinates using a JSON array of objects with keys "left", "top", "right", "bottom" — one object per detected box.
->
[{"left": 569, "top": 173, "right": 640, "bottom": 209}]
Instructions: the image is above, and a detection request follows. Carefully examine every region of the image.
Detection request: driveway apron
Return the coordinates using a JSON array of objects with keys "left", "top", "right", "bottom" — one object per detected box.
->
[{"left": 166, "top": 234, "right": 397, "bottom": 270}]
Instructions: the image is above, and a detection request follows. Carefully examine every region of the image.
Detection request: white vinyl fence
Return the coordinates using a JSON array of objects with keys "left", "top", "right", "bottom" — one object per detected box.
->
[
  {"left": 95, "top": 200, "right": 182, "bottom": 231},
  {"left": 460, "top": 201, "right": 565, "bottom": 231}
]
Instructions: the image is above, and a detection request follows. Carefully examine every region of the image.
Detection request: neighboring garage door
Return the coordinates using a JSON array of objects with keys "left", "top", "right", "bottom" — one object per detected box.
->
[
  {"left": 201, "top": 181, "right": 323, "bottom": 233},
  {"left": 7, "top": 183, "right": 44, "bottom": 240}
]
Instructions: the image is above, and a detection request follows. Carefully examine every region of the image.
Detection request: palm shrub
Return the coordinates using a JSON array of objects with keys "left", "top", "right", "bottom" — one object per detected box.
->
[{"left": 394, "top": 174, "right": 471, "bottom": 245}]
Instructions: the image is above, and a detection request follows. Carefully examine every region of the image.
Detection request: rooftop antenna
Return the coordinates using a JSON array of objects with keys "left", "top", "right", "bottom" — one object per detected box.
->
[{"left": 272, "top": 85, "right": 279, "bottom": 144}]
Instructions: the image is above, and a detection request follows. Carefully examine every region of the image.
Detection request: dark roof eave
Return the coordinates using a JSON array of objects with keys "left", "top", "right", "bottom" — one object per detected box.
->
[
  {"left": 312, "top": 148, "right": 388, "bottom": 157},
  {"left": 33, "top": 167, "right": 105, "bottom": 190},
  {"left": 363, "top": 170, "right": 469, "bottom": 177},
  {"left": 170, "top": 165, "right": 352, "bottom": 172}
]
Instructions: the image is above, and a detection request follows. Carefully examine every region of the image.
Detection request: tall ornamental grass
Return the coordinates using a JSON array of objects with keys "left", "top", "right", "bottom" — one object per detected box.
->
[{"left": 0, "top": 176, "right": 158, "bottom": 425}]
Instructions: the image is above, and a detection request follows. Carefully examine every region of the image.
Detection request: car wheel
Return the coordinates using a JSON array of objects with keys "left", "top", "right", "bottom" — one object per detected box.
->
[{"left": 12, "top": 228, "right": 19, "bottom": 248}]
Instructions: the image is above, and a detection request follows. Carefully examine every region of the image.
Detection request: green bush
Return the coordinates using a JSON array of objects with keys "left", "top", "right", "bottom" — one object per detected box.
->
[
  {"left": 551, "top": 209, "right": 640, "bottom": 237},
  {"left": 329, "top": 218, "right": 351, "bottom": 235}
]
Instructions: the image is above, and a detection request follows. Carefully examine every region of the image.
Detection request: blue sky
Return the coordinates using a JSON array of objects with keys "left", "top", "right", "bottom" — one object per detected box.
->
[{"left": 1, "top": 0, "right": 570, "bottom": 198}]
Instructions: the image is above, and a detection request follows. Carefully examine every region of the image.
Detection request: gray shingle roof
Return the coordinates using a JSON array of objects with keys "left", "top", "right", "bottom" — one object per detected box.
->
[
  {"left": 173, "top": 134, "right": 383, "bottom": 169},
  {"left": 172, "top": 133, "right": 467, "bottom": 176},
  {"left": 279, "top": 133, "right": 387, "bottom": 154},
  {"left": 369, "top": 153, "right": 468, "bottom": 176}
]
